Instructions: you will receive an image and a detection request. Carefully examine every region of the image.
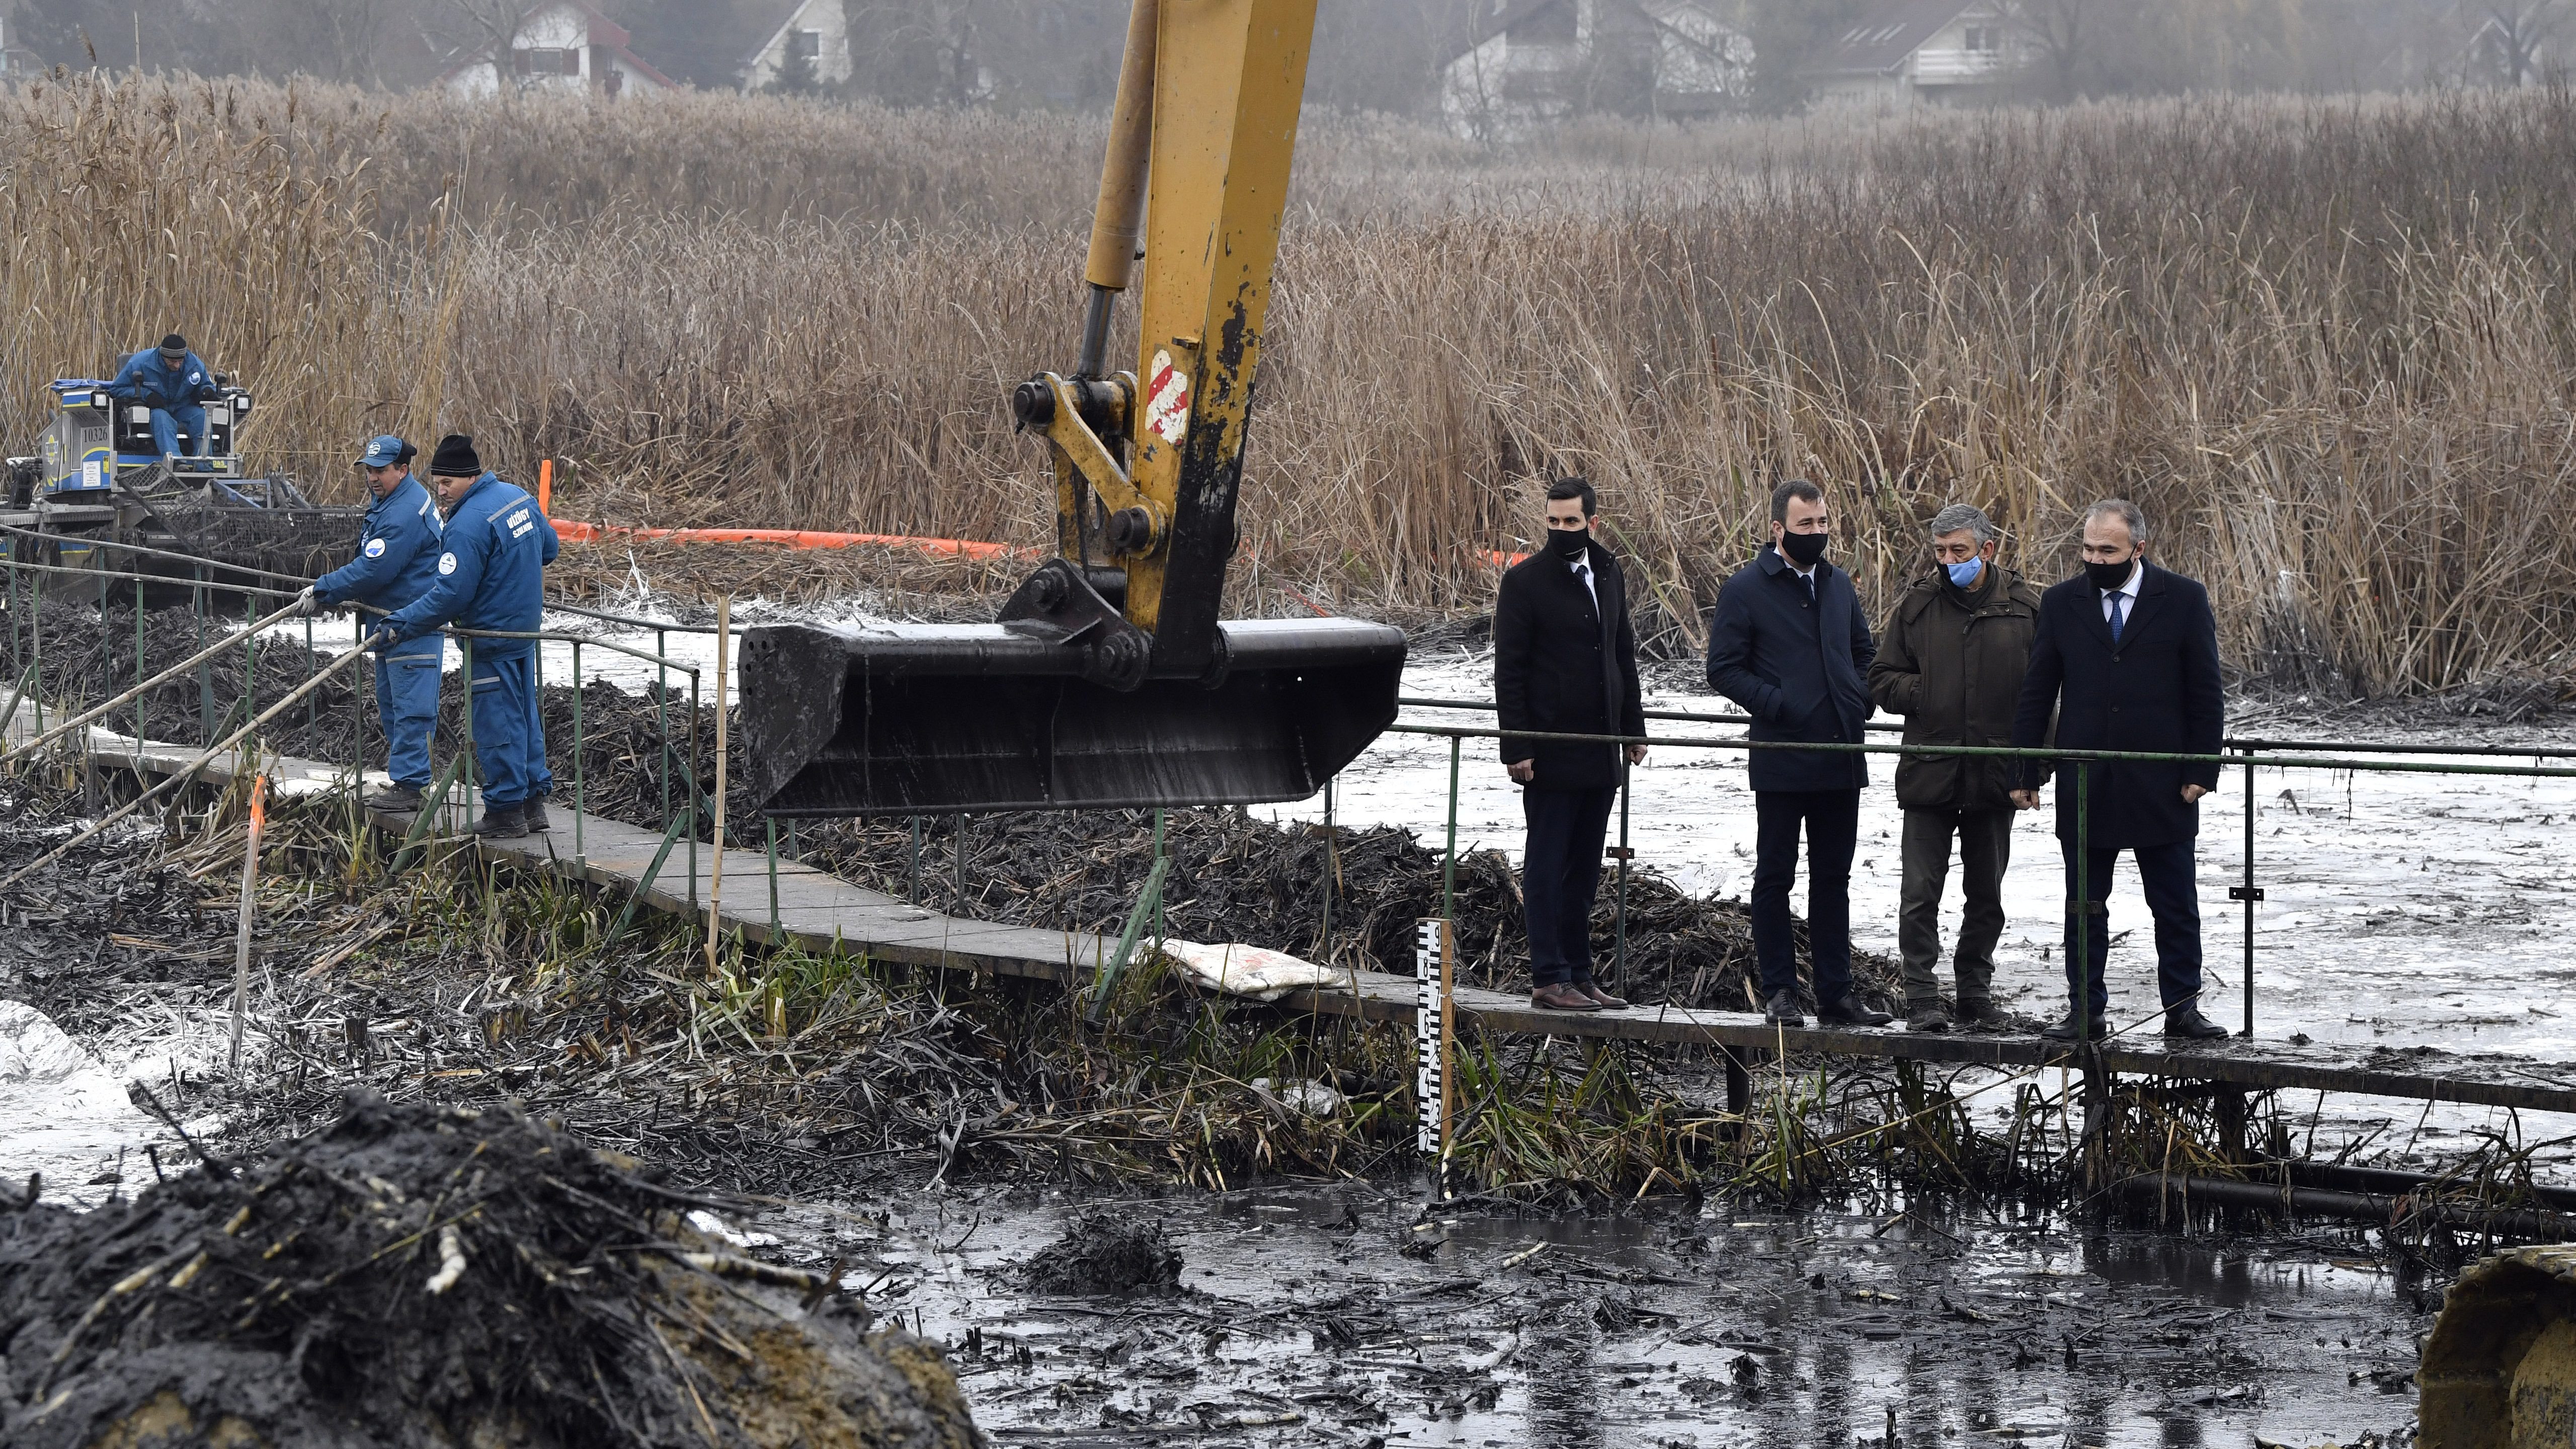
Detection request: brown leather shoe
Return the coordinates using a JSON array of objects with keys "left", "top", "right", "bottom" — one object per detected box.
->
[
  {"left": 1530, "top": 983, "right": 1602, "bottom": 1012},
  {"left": 1574, "top": 980, "right": 1628, "bottom": 1009}
]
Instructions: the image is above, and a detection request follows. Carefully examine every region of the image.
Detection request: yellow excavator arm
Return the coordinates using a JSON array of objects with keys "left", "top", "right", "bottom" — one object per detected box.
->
[{"left": 740, "top": 0, "right": 1405, "bottom": 817}]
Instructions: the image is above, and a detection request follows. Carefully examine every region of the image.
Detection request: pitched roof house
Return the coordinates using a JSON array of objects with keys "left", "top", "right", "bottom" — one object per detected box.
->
[
  {"left": 744, "top": 0, "right": 851, "bottom": 90},
  {"left": 1441, "top": 0, "right": 1755, "bottom": 136},
  {"left": 442, "top": 2, "right": 680, "bottom": 99},
  {"left": 1806, "top": 0, "right": 2020, "bottom": 104}
]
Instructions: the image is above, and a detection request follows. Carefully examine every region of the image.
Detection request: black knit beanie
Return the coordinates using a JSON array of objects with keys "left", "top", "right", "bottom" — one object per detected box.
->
[
  {"left": 429, "top": 434, "right": 482, "bottom": 477},
  {"left": 158, "top": 333, "right": 188, "bottom": 360}
]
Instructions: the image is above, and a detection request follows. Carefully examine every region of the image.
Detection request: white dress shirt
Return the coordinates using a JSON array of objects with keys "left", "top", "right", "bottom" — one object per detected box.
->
[{"left": 2099, "top": 558, "right": 2142, "bottom": 633}]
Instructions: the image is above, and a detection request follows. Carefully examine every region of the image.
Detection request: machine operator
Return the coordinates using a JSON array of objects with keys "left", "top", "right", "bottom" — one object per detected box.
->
[
  {"left": 108, "top": 334, "right": 223, "bottom": 460},
  {"left": 297, "top": 436, "right": 446, "bottom": 815},
  {"left": 376, "top": 435, "right": 559, "bottom": 839}
]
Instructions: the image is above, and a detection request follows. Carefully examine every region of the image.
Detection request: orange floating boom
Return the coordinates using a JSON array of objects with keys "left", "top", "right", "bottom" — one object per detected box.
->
[{"left": 548, "top": 519, "right": 1035, "bottom": 561}]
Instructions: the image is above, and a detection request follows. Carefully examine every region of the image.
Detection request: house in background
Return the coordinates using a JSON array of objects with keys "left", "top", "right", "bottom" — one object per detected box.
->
[
  {"left": 1805, "top": 0, "right": 2021, "bottom": 105},
  {"left": 442, "top": 2, "right": 680, "bottom": 99},
  {"left": 1441, "top": 0, "right": 1755, "bottom": 136},
  {"left": 744, "top": 0, "right": 852, "bottom": 90}
]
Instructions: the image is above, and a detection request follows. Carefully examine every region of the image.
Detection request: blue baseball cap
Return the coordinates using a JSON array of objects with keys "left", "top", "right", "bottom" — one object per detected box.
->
[{"left": 355, "top": 435, "right": 409, "bottom": 468}]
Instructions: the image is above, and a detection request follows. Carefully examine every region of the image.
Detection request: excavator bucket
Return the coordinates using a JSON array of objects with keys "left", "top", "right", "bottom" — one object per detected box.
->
[{"left": 739, "top": 616, "right": 1406, "bottom": 816}]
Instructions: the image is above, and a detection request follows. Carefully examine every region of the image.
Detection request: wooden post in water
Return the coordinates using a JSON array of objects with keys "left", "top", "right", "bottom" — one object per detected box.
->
[
  {"left": 705, "top": 597, "right": 730, "bottom": 975},
  {"left": 229, "top": 774, "right": 267, "bottom": 1073}
]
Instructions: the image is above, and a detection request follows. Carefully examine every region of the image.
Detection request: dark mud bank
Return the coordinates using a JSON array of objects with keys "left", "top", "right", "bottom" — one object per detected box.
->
[{"left": 0, "top": 1091, "right": 981, "bottom": 1448}]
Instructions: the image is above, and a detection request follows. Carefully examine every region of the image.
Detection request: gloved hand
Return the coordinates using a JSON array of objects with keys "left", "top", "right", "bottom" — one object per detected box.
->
[
  {"left": 293, "top": 586, "right": 320, "bottom": 618},
  {"left": 364, "top": 625, "right": 397, "bottom": 653}
]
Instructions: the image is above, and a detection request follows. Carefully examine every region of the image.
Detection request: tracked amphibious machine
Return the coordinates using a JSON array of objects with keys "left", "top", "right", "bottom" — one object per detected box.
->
[
  {"left": 3, "top": 371, "right": 359, "bottom": 594},
  {"left": 740, "top": 0, "right": 1405, "bottom": 816}
]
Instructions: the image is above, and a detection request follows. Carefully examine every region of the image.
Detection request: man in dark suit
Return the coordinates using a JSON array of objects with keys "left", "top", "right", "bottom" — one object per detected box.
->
[
  {"left": 2010, "top": 499, "right": 2230, "bottom": 1041},
  {"left": 1706, "top": 479, "right": 1894, "bottom": 1028},
  {"left": 1495, "top": 477, "right": 1649, "bottom": 1012}
]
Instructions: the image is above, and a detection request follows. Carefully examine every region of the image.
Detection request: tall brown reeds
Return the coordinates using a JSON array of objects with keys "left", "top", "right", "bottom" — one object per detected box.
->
[{"left": 2, "top": 74, "right": 2572, "bottom": 692}]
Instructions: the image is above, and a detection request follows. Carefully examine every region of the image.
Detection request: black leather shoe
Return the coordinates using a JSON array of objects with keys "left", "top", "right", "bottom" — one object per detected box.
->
[
  {"left": 522, "top": 798, "right": 551, "bottom": 833},
  {"left": 364, "top": 784, "right": 424, "bottom": 812},
  {"left": 1763, "top": 991, "right": 1805, "bottom": 1027},
  {"left": 1817, "top": 995, "right": 1896, "bottom": 1027},
  {"left": 2164, "top": 1007, "right": 2230, "bottom": 1039},
  {"left": 470, "top": 805, "right": 527, "bottom": 839},
  {"left": 2040, "top": 1011, "right": 2106, "bottom": 1042},
  {"left": 1905, "top": 1002, "right": 1951, "bottom": 1033},
  {"left": 1954, "top": 999, "right": 2009, "bottom": 1032}
]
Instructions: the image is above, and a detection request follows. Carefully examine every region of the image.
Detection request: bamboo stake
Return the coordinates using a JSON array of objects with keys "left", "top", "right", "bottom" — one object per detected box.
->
[
  {"left": 229, "top": 774, "right": 267, "bottom": 1073},
  {"left": 704, "top": 596, "right": 729, "bottom": 976}
]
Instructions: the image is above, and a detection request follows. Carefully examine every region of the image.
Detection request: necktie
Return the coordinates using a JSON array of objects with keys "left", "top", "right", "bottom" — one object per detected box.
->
[
  {"left": 1804, "top": 573, "right": 1816, "bottom": 605},
  {"left": 2108, "top": 593, "right": 2127, "bottom": 642}
]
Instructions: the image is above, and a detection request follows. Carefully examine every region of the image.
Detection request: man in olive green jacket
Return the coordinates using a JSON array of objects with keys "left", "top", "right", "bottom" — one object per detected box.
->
[{"left": 1867, "top": 505, "right": 2045, "bottom": 1032}]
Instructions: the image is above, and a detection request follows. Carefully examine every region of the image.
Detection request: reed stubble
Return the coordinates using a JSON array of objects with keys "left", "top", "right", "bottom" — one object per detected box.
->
[{"left": 4, "top": 76, "right": 2573, "bottom": 692}]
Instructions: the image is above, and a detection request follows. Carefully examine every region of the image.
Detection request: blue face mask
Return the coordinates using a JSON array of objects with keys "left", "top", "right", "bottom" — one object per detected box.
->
[{"left": 1945, "top": 558, "right": 1983, "bottom": 588}]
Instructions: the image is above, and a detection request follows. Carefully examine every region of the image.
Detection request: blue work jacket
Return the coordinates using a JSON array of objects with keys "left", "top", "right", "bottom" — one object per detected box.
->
[
  {"left": 383, "top": 473, "right": 558, "bottom": 660},
  {"left": 314, "top": 474, "right": 444, "bottom": 619},
  {"left": 1705, "top": 546, "right": 1876, "bottom": 794},
  {"left": 108, "top": 350, "right": 220, "bottom": 411}
]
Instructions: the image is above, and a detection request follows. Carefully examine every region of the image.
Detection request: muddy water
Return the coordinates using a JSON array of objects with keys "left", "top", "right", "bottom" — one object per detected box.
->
[{"left": 763, "top": 1184, "right": 2427, "bottom": 1448}]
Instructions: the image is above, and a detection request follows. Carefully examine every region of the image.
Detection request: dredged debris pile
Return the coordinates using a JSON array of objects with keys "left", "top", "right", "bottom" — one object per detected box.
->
[
  {"left": 788, "top": 810, "right": 1905, "bottom": 1012},
  {"left": 0, "top": 1089, "right": 982, "bottom": 1449}
]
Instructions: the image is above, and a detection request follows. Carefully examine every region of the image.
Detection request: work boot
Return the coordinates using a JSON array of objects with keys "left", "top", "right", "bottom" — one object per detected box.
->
[
  {"left": 1763, "top": 990, "right": 1805, "bottom": 1027},
  {"left": 1905, "top": 1001, "right": 1951, "bottom": 1033},
  {"left": 1954, "top": 999, "right": 2010, "bottom": 1033},
  {"left": 521, "top": 798, "right": 551, "bottom": 833},
  {"left": 1817, "top": 995, "right": 1896, "bottom": 1028},
  {"left": 365, "top": 783, "right": 424, "bottom": 813},
  {"left": 1530, "top": 983, "right": 1601, "bottom": 1012},
  {"left": 470, "top": 804, "right": 527, "bottom": 839},
  {"left": 1574, "top": 980, "right": 1628, "bottom": 1009},
  {"left": 2040, "top": 1011, "right": 2107, "bottom": 1043},
  {"left": 2164, "top": 1007, "right": 2230, "bottom": 1040}
]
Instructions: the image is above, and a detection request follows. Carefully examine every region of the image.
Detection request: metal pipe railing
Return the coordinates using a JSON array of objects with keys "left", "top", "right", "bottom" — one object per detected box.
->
[{"left": 1385, "top": 713, "right": 2576, "bottom": 1039}]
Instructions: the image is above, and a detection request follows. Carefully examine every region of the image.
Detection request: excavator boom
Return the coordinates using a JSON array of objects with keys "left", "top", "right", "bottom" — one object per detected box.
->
[{"left": 743, "top": 0, "right": 1405, "bottom": 817}]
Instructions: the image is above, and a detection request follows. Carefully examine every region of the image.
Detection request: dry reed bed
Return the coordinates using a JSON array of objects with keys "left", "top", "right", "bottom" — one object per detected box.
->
[{"left": 1, "top": 78, "right": 2572, "bottom": 690}]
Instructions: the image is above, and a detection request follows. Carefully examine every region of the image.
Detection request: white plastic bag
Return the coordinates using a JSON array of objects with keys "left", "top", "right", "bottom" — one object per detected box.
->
[{"left": 1155, "top": 939, "right": 1341, "bottom": 1003}]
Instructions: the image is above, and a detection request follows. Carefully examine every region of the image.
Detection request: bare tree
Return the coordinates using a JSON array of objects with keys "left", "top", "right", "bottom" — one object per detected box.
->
[
  {"left": 1997, "top": 0, "right": 2099, "bottom": 101},
  {"left": 2466, "top": 0, "right": 2569, "bottom": 84}
]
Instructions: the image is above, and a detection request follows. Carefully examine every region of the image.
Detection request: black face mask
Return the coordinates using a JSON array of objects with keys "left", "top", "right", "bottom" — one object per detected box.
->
[
  {"left": 1548, "top": 526, "right": 1590, "bottom": 560},
  {"left": 2083, "top": 557, "right": 2136, "bottom": 592},
  {"left": 1779, "top": 530, "right": 1828, "bottom": 568}
]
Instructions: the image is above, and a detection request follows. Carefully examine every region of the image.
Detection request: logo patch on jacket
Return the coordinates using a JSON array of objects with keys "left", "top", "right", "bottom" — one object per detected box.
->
[
  {"left": 363, "top": 538, "right": 386, "bottom": 558},
  {"left": 504, "top": 507, "right": 533, "bottom": 539},
  {"left": 437, "top": 552, "right": 458, "bottom": 575}
]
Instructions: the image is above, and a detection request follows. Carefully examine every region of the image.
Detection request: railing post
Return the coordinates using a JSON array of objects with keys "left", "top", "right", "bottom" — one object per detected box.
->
[
  {"left": 1317, "top": 778, "right": 1335, "bottom": 961},
  {"left": 239, "top": 592, "right": 257, "bottom": 769},
  {"left": 131, "top": 555, "right": 144, "bottom": 738},
  {"left": 303, "top": 613, "right": 316, "bottom": 743},
  {"left": 2074, "top": 761, "right": 2091, "bottom": 1034},
  {"left": 908, "top": 816, "right": 922, "bottom": 905},
  {"left": 687, "top": 668, "right": 700, "bottom": 911},
  {"left": 766, "top": 817, "right": 780, "bottom": 939},
  {"left": 459, "top": 633, "right": 475, "bottom": 828},
  {"left": 1613, "top": 751, "right": 1632, "bottom": 985},
  {"left": 194, "top": 564, "right": 210, "bottom": 746},
  {"left": 2238, "top": 750, "right": 2259, "bottom": 1037},
  {"left": 571, "top": 638, "right": 585, "bottom": 866},
  {"left": 1442, "top": 735, "right": 1461, "bottom": 928},
  {"left": 656, "top": 628, "right": 670, "bottom": 831}
]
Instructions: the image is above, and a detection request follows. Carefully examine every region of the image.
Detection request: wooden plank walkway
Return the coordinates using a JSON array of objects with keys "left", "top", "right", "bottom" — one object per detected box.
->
[{"left": 59, "top": 724, "right": 2576, "bottom": 1118}]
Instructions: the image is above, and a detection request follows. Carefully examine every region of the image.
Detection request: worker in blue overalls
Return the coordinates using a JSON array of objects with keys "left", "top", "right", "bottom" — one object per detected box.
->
[
  {"left": 377, "top": 435, "right": 559, "bottom": 839},
  {"left": 107, "top": 334, "right": 223, "bottom": 459},
  {"left": 296, "top": 436, "right": 445, "bottom": 813}
]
